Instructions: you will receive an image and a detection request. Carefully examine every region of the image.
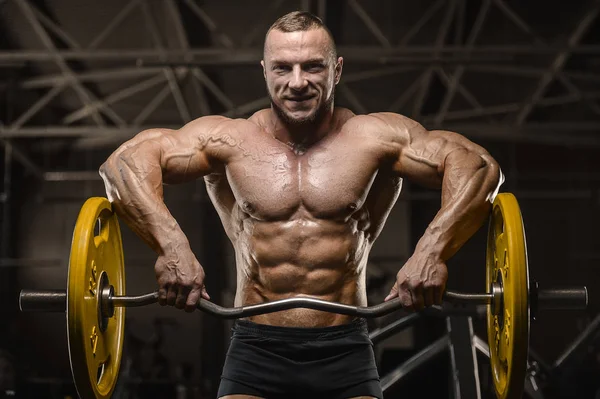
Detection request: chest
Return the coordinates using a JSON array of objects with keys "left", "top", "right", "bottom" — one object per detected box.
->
[{"left": 225, "top": 135, "right": 384, "bottom": 219}]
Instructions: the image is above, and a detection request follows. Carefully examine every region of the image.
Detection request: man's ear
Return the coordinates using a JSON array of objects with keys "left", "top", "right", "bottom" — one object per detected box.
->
[
  {"left": 261, "top": 60, "right": 266, "bottom": 79},
  {"left": 334, "top": 56, "right": 343, "bottom": 85}
]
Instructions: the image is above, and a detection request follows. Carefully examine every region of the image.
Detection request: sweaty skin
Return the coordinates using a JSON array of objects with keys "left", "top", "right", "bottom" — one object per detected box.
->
[
  {"left": 99, "top": 27, "right": 502, "bottom": 328},
  {"left": 99, "top": 109, "right": 500, "bottom": 326}
]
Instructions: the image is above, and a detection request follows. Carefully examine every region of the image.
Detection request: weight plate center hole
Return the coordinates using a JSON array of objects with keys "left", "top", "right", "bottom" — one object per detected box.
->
[{"left": 496, "top": 269, "right": 505, "bottom": 330}]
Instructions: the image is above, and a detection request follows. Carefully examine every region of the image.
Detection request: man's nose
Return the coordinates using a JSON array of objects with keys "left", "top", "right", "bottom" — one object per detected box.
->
[{"left": 288, "top": 66, "right": 308, "bottom": 91}]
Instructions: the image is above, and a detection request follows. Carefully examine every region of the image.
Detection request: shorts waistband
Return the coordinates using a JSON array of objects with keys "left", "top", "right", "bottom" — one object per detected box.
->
[{"left": 233, "top": 318, "right": 368, "bottom": 340}]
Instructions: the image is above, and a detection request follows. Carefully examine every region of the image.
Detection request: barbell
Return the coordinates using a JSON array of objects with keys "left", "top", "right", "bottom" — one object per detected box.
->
[{"left": 19, "top": 193, "right": 588, "bottom": 399}]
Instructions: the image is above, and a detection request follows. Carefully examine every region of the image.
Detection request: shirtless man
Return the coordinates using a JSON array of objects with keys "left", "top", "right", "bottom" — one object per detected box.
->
[{"left": 100, "top": 11, "right": 502, "bottom": 399}]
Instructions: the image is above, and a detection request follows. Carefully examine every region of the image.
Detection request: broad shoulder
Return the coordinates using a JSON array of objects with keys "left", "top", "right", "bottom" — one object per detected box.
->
[
  {"left": 341, "top": 112, "right": 426, "bottom": 145},
  {"left": 181, "top": 115, "right": 262, "bottom": 137},
  {"left": 247, "top": 108, "right": 272, "bottom": 126}
]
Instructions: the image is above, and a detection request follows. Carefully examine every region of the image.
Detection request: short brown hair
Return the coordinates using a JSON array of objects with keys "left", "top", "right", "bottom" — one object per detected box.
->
[{"left": 265, "top": 11, "right": 337, "bottom": 58}]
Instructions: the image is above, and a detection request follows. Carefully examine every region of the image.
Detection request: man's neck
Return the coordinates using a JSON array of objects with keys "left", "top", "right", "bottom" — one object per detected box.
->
[{"left": 269, "top": 107, "right": 336, "bottom": 152}]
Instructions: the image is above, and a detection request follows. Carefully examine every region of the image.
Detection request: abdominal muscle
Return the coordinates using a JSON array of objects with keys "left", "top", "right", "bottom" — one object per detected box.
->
[{"left": 234, "top": 217, "right": 370, "bottom": 327}]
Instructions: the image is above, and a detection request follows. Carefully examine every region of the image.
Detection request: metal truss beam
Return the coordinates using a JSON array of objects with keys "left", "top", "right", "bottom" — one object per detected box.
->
[
  {"left": 30, "top": 4, "right": 81, "bottom": 49},
  {"left": 241, "top": 0, "right": 285, "bottom": 47},
  {"left": 343, "top": 66, "right": 419, "bottom": 83},
  {"left": 44, "top": 171, "right": 101, "bottom": 181},
  {"left": 182, "top": 0, "right": 234, "bottom": 48},
  {"left": 338, "top": 83, "right": 368, "bottom": 114},
  {"left": 468, "top": 65, "right": 600, "bottom": 83},
  {"left": 5, "top": 46, "right": 600, "bottom": 63},
  {"left": 389, "top": 73, "right": 424, "bottom": 113},
  {"left": 0, "top": 140, "right": 44, "bottom": 179},
  {"left": 435, "top": 0, "right": 491, "bottom": 124},
  {"left": 435, "top": 67, "right": 482, "bottom": 110},
  {"left": 12, "top": 63, "right": 597, "bottom": 102},
  {"left": 62, "top": 73, "right": 166, "bottom": 125},
  {"left": 412, "top": 0, "right": 456, "bottom": 118},
  {"left": 423, "top": 91, "right": 600, "bottom": 122},
  {"left": 489, "top": 0, "right": 600, "bottom": 121},
  {"left": 88, "top": 0, "right": 141, "bottom": 49},
  {"left": 14, "top": 0, "right": 109, "bottom": 126},
  {"left": 399, "top": 0, "right": 446, "bottom": 45},
  {"left": 8, "top": 85, "right": 65, "bottom": 129},
  {"left": 17, "top": 67, "right": 162, "bottom": 90},
  {"left": 190, "top": 68, "right": 235, "bottom": 111},
  {"left": 133, "top": 83, "right": 172, "bottom": 125},
  {"left": 347, "top": 0, "right": 391, "bottom": 47},
  {"left": 516, "top": 5, "right": 600, "bottom": 125},
  {"left": 165, "top": 0, "right": 211, "bottom": 116},
  {"left": 140, "top": 0, "right": 191, "bottom": 123}
]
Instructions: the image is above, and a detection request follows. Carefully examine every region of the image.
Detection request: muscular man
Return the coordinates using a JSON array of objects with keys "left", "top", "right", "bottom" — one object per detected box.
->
[{"left": 100, "top": 11, "right": 502, "bottom": 399}]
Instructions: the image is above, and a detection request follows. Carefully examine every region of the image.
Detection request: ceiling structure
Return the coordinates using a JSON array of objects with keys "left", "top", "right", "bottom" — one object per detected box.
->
[{"left": 1, "top": 0, "right": 600, "bottom": 181}]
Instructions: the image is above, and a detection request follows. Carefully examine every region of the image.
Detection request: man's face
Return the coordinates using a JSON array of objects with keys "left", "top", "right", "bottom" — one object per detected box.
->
[{"left": 262, "top": 28, "right": 343, "bottom": 126}]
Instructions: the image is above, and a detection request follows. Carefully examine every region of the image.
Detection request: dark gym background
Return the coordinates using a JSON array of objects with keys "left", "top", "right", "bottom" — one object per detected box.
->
[{"left": 1, "top": 0, "right": 599, "bottom": 398}]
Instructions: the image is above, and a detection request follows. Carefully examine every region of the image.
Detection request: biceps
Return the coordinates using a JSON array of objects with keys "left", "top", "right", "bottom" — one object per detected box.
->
[
  {"left": 161, "top": 141, "right": 212, "bottom": 183},
  {"left": 395, "top": 135, "right": 453, "bottom": 188},
  {"left": 394, "top": 130, "right": 488, "bottom": 188},
  {"left": 397, "top": 150, "right": 444, "bottom": 188},
  {"left": 160, "top": 116, "right": 233, "bottom": 183},
  {"left": 115, "top": 130, "right": 211, "bottom": 185}
]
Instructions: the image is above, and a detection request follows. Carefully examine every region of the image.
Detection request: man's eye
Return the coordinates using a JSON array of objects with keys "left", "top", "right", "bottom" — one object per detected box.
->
[
  {"left": 305, "top": 64, "right": 324, "bottom": 72},
  {"left": 273, "top": 65, "right": 290, "bottom": 72}
]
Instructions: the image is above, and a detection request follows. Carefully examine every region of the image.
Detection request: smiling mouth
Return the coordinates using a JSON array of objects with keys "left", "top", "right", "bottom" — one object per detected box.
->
[{"left": 286, "top": 96, "right": 315, "bottom": 102}]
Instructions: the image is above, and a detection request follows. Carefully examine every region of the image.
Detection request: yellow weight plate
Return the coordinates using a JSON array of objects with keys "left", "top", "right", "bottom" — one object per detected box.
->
[
  {"left": 486, "top": 193, "right": 529, "bottom": 399},
  {"left": 67, "top": 197, "right": 125, "bottom": 399}
]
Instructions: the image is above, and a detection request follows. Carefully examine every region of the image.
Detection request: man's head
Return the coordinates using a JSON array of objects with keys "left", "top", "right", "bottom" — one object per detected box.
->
[{"left": 262, "top": 11, "right": 343, "bottom": 126}]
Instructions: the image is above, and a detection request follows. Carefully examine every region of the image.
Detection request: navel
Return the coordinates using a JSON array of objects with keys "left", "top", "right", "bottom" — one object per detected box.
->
[{"left": 242, "top": 201, "right": 255, "bottom": 214}]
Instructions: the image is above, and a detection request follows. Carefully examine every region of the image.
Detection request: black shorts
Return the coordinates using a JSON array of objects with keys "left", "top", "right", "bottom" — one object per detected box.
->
[{"left": 217, "top": 318, "right": 382, "bottom": 399}]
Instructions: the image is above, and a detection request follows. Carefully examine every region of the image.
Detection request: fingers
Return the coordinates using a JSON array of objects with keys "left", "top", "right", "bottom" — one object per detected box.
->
[
  {"left": 175, "top": 285, "right": 191, "bottom": 310},
  {"left": 394, "top": 275, "right": 443, "bottom": 312},
  {"left": 398, "top": 287, "right": 415, "bottom": 312},
  {"left": 155, "top": 255, "right": 209, "bottom": 311},
  {"left": 159, "top": 282, "right": 206, "bottom": 311},
  {"left": 398, "top": 279, "right": 422, "bottom": 312},
  {"left": 161, "top": 281, "right": 206, "bottom": 310},
  {"left": 392, "top": 260, "right": 449, "bottom": 312},
  {"left": 185, "top": 287, "right": 202, "bottom": 313},
  {"left": 184, "top": 285, "right": 211, "bottom": 313},
  {"left": 423, "top": 283, "right": 435, "bottom": 308},
  {"left": 201, "top": 286, "right": 210, "bottom": 301},
  {"left": 433, "top": 281, "right": 446, "bottom": 306},
  {"left": 385, "top": 282, "right": 399, "bottom": 301},
  {"left": 167, "top": 285, "right": 178, "bottom": 307},
  {"left": 411, "top": 284, "right": 425, "bottom": 311},
  {"left": 158, "top": 286, "right": 168, "bottom": 306}
]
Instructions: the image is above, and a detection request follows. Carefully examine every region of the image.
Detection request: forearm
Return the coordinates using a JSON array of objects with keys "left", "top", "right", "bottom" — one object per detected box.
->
[
  {"left": 99, "top": 143, "right": 190, "bottom": 256},
  {"left": 415, "top": 149, "right": 502, "bottom": 261}
]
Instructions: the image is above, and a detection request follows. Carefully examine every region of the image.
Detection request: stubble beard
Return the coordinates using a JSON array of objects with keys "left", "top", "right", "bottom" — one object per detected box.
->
[{"left": 269, "top": 91, "right": 335, "bottom": 128}]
